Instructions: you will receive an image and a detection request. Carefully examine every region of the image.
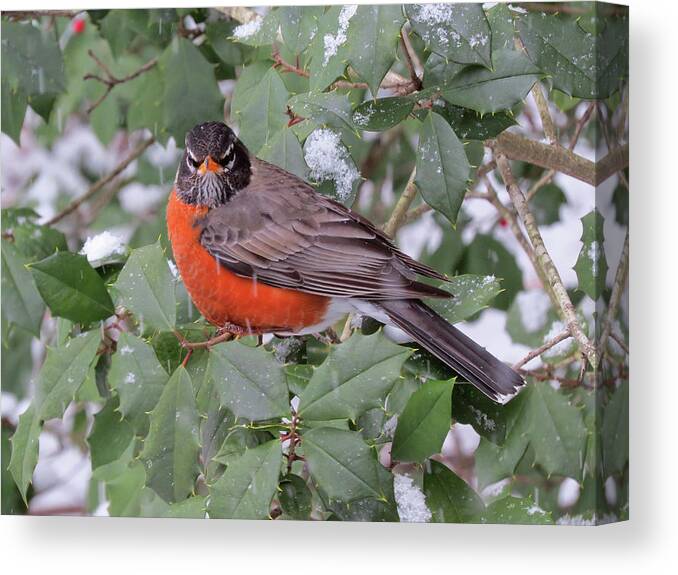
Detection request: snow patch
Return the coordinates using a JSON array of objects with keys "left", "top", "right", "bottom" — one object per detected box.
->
[
  {"left": 80, "top": 231, "right": 126, "bottom": 263},
  {"left": 542, "top": 320, "right": 575, "bottom": 359},
  {"left": 516, "top": 289, "right": 551, "bottom": 333},
  {"left": 322, "top": 5, "right": 358, "bottom": 65},
  {"left": 304, "top": 129, "right": 359, "bottom": 201},
  {"left": 233, "top": 18, "right": 263, "bottom": 40},
  {"left": 394, "top": 474, "right": 432, "bottom": 523}
]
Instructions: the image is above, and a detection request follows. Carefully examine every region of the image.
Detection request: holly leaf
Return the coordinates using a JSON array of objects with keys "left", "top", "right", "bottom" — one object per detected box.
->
[
  {"left": 406, "top": 3, "right": 491, "bottom": 67},
  {"left": 480, "top": 494, "right": 553, "bottom": 524},
  {"left": 303, "top": 427, "right": 389, "bottom": 503},
  {"left": 1, "top": 76, "right": 27, "bottom": 144},
  {"left": 88, "top": 399, "right": 135, "bottom": 471},
  {"left": 517, "top": 12, "right": 628, "bottom": 99},
  {"left": 415, "top": 111, "right": 471, "bottom": 227},
  {"left": 441, "top": 49, "right": 541, "bottom": 114},
  {"left": 140, "top": 367, "right": 200, "bottom": 503},
  {"left": 426, "top": 274, "right": 503, "bottom": 324},
  {"left": 278, "top": 474, "right": 313, "bottom": 520},
  {"left": 1, "top": 239, "right": 44, "bottom": 336},
  {"left": 424, "top": 460, "right": 485, "bottom": 522},
  {"left": 206, "top": 341, "right": 291, "bottom": 422},
  {"left": 8, "top": 405, "right": 41, "bottom": 502},
  {"left": 159, "top": 37, "right": 224, "bottom": 143},
  {"left": 114, "top": 242, "right": 176, "bottom": 333},
  {"left": 298, "top": 331, "right": 412, "bottom": 421},
  {"left": 430, "top": 101, "right": 517, "bottom": 140},
  {"left": 347, "top": 5, "right": 405, "bottom": 96},
  {"left": 108, "top": 332, "right": 169, "bottom": 429},
  {"left": 602, "top": 380, "right": 629, "bottom": 476},
  {"left": 278, "top": 6, "right": 324, "bottom": 54},
  {"left": 288, "top": 91, "right": 356, "bottom": 133},
  {"left": 352, "top": 97, "right": 414, "bottom": 132},
  {"left": 30, "top": 252, "right": 114, "bottom": 324},
  {"left": 230, "top": 11, "right": 279, "bottom": 47},
  {"left": 574, "top": 209, "right": 608, "bottom": 300},
  {"left": 258, "top": 127, "right": 309, "bottom": 181},
  {"left": 486, "top": 3, "right": 516, "bottom": 53},
  {"left": 392, "top": 379, "right": 454, "bottom": 462},
  {"left": 207, "top": 439, "right": 282, "bottom": 519},
  {"left": 236, "top": 67, "right": 289, "bottom": 154},
  {"left": 531, "top": 183, "right": 567, "bottom": 226}
]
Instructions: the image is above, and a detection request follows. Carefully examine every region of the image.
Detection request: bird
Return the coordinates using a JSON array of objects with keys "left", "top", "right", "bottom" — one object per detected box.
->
[{"left": 167, "top": 121, "right": 525, "bottom": 403}]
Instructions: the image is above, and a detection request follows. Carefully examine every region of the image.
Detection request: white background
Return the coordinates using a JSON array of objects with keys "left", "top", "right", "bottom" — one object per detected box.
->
[{"left": 2, "top": 0, "right": 677, "bottom": 572}]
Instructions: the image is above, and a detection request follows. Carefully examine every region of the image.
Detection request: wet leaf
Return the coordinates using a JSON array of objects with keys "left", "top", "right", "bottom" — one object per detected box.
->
[
  {"left": 1, "top": 239, "right": 44, "bottom": 336},
  {"left": 352, "top": 97, "right": 414, "bottom": 132},
  {"left": 424, "top": 460, "right": 485, "bottom": 522},
  {"left": 574, "top": 209, "right": 608, "bottom": 300}
]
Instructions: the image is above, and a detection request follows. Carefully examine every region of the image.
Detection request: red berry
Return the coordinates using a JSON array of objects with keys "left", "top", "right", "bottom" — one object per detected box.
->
[
  {"left": 498, "top": 217, "right": 508, "bottom": 228},
  {"left": 72, "top": 19, "right": 86, "bottom": 34}
]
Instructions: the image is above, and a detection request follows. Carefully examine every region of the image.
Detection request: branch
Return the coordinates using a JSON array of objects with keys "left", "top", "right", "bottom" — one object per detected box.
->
[
  {"left": 513, "top": 329, "right": 571, "bottom": 370},
  {"left": 83, "top": 50, "right": 158, "bottom": 114},
  {"left": 495, "top": 153, "right": 598, "bottom": 367},
  {"left": 599, "top": 228, "right": 629, "bottom": 360},
  {"left": 6, "top": 10, "right": 79, "bottom": 20},
  {"left": 382, "top": 169, "right": 418, "bottom": 238},
  {"left": 44, "top": 137, "right": 155, "bottom": 226},
  {"left": 531, "top": 82, "right": 557, "bottom": 144},
  {"left": 400, "top": 25, "right": 423, "bottom": 91},
  {"left": 212, "top": 6, "right": 260, "bottom": 23}
]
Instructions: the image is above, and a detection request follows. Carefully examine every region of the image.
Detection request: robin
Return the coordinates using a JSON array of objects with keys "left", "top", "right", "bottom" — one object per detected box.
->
[{"left": 167, "top": 121, "right": 524, "bottom": 403}]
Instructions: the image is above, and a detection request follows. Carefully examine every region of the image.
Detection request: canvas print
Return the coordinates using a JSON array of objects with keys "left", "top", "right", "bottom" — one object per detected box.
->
[{"left": 1, "top": 2, "right": 628, "bottom": 525}]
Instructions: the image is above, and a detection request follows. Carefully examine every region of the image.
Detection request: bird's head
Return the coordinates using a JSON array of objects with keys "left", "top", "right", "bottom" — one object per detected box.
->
[{"left": 175, "top": 121, "right": 251, "bottom": 207}]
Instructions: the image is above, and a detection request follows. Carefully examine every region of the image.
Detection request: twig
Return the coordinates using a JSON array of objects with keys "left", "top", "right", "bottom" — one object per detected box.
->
[
  {"left": 609, "top": 330, "right": 629, "bottom": 355},
  {"left": 84, "top": 50, "right": 158, "bottom": 114},
  {"left": 495, "top": 153, "right": 597, "bottom": 367},
  {"left": 400, "top": 26, "right": 423, "bottom": 91},
  {"left": 44, "top": 137, "right": 155, "bottom": 226},
  {"left": 531, "top": 82, "right": 557, "bottom": 144},
  {"left": 599, "top": 229, "right": 629, "bottom": 360},
  {"left": 6, "top": 10, "right": 79, "bottom": 20},
  {"left": 178, "top": 330, "right": 234, "bottom": 350},
  {"left": 490, "top": 131, "right": 628, "bottom": 187},
  {"left": 513, "top": 329, "right": 571, "bottom": 370},
  {"left": 382, "top": 169, "right": 418, "bottom": 238}
]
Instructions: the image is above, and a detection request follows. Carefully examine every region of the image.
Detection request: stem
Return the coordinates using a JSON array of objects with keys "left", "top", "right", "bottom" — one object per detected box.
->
[
  {"left": 513, "top": 329, "right": 571, "bottom": 370},
  {"left": 44, "top": 137, "right": 155, "bottom": 226},
  {"left": 599, "top": 229, "right": 629, "bottom": 360},
  {"left": 531, "top": 82, "right": 557, "bottom": 144},
  {"left": 382, "top": 169, "right": 418, "bottom": 238},
  {"left": 495, "top": 153, "right": 598, "bottom": 367},
  {"left": 400, "top": 26, "right": 422, "bottom": 90}
]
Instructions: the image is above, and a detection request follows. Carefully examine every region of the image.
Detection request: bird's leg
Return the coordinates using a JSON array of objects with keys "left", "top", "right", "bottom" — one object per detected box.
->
[
  {"left": 177, "top": 321, "right": 272, "bottom": 350},
  {"left": 316, "top": 327, "right": 341, "bottom": 345}
]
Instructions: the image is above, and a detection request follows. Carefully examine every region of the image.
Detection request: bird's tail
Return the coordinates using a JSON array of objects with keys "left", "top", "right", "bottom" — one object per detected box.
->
[{"left": 377, "top": 299, "right": 525, "bottom": 403}]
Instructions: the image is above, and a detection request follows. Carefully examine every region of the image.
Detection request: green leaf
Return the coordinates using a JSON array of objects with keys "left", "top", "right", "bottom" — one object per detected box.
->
[
  {"left": 207, "top": 439, "right": 282, "bottom": 519},
  {"left": 1, "top": 77, "right": 26, "bottom": 144},
  {"left": 298, "top": 331, "right": 412, "bottom": 421},
  {"left": 1, "top": 21, "right": 65, "bottom": 98},
  {"left": 8, "top": 405, "right": 41, "bottom": 502},
  {"left": 441, "top": 49, "right": 541, "bottom": 114},
  {"left": 303, "top": 427, "right": 388, "bottom": 503},
  {"left": 231, "top": 62, "right": 270, "bottom": 119},
  {"left": 105, "top": 462, "right": 147, "bottom": 517},
  {"left": 517, "top": 12, "right": 628, "bottom": 99},
  {"left": 602, "top": 380, "right": 628, "bottom": 476},
  {"left": 475, "top": 382, "right": 587, "bottom": 487},
  {"left": 460, "top": 234, "right": 522, "bottom": 310},
  {"left": 346, "top": 5, "right": 405, "bottom": 96},
  {"left": 531, "top": 183, "right": 567, "bottom": 226},
  {"left": 235, "top": 67, "right": 289, "bottom": 154},
  {"left": 278, "top": 6, "right": 324, "bottom": 54},
  {"left": 506, "top": 289, "right": 557, "bottom": 347},
  {"left": 2, "top": 212, "right": 67, "bottom": 263},
  {"left": 230, "top": 11, "right": 279, "bottom": 47},
  {"left": 88, "top": 399, "right": 134, "bottom": 471},
  {"left": 574, "top": 209, "right": 608, "bottom": 300},
  {"left": 108, "top": 332, "right": 169, "bottom": 428},
  {"left": 288, "top": 91, "right": 355, "bottom": 133},
  {"left": 352, "top": 97, "right": 414, "bottom": 132},
  {"left": 406, "top": 3, "right": 491, "bottom": 67},
  {"left": 206, "top": 341, "right": 291, "bottom": 422},
  {"left": 480, "top": 494, "right": 553, "bottom": 524},
  {"left": 258, "top": 128, "right": 309, "bottom": 181},
  {"left": 415, "top": 111, "right": 471, "bottom": 227},
  {"left": 115, "top": 242, "right": 176, "bottom": 333},
  {"left": 35, "top": 331, "right": 101, "bottom": 420},
  {"left": 159, "top": 37, "right": 224, "bottom": 143},
  {"left": 126, "top": 67, "right": 165, "bottom": 140},
  {"left": 206, "top": 20, "right": 249, "bottom": 66},
  {"left": 140, "top": 367, "right": 200, "bottom": 503},
  {"left": 426, "top": 274, "right": 503, "bottom": 325},
  {"left": 430, "top": 102, "right": 516, "bottom": 140},
  {"left": 424, "top": 460, "right": 485, "bottom": 522},
  {"left": 392, "top": 379, "right": 454, "bottom": 462},
  {"left": 1, "top": 239, "right": 44, "bottom": 336},
  {"left": 423, "top": 52, "right": 464, "bottom": 88},
  {"left": 307, "top": 6, "right": 355, "bottom": 91},
  {"left": 486, "top": 3, "right": 516, "bottom": 52},
  {"left": 30, "top": 252, "right": 114, "bottom": 324},
  {"left": 452, "top": 383, "right": 510, "bottom": 444},
  {"left": 278, "top": 474, "right": 313, "bottom": 519}
]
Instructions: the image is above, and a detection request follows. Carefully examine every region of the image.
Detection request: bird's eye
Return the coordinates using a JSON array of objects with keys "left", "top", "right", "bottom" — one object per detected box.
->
[{"left": 186, "top": 152, "right": 201, "bottom": 170}]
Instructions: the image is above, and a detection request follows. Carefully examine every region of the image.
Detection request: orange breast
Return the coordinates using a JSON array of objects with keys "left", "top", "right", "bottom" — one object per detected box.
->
[{"left": 166, "top": 189, "right": 330, "bottom": 332}]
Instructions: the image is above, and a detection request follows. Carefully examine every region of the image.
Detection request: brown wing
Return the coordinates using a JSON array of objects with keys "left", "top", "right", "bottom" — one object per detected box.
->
[{"left": 198, "top": 158, "right": 451, "bottom": 301}]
